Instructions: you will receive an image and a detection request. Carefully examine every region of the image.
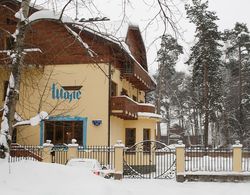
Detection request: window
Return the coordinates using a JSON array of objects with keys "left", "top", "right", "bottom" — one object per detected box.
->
[
  {"left": 44, "top": 121, "right": 83, "bottom": 145},
  {"left": 125, "top": 128, "right": 136, "bottom": 147},
  {"left": 3, "top": 81, "right": 8, "bottom": 101},
  {"left": 124, "top": 62, "right": 133, "bottom": 73},
  {"left": 111, "top": 81, "right": 117, "bottom": 96},
  {"left": 121, "top": 88, "right": 128, "bottom": 96}
]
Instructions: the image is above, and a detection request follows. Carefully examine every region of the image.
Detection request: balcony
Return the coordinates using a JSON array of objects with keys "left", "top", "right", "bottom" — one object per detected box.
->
[
  {"left": 121, "top": 62, "right": 156, "bottom": 91},
  {"left": 111, "top": 96, "right": 155, "bottom": 120}
]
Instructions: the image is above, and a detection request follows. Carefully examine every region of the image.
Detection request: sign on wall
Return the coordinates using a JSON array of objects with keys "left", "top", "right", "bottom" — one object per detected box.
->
[{"left": 51, "top": 83, "right": 82, "bottom": 102}]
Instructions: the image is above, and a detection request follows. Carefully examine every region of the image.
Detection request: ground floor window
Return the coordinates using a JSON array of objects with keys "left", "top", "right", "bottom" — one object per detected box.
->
[
  {"left": 44, "top": 120, "right": 83, "bottom": 145},
  {"left": 125, "top": 128, "right": 136, "bottom": 147}
]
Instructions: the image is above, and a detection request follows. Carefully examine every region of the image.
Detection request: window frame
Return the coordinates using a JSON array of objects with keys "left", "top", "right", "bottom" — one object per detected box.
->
[{"left": 44, "top": 120, "right": 83, "bottom": 145}]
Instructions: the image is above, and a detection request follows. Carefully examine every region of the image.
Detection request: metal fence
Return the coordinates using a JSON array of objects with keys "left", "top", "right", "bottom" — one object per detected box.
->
[
  {"left": 185, "top": 147, "right": 233, "bottom": 172},
  {"left": 51, "top": 145, "right": 68, "bottom": 165},
  {"left": 242, "top": 148, "right": 250, "bottom": 172},
  {"left": 9, "top": 145, "right": 43, "bottom": 162},
  {"left": 123, "top": 141, "right": 176, "bottom": 179},
  {"left": 78, "top": 146, "right": 115, "bottom": 169}
]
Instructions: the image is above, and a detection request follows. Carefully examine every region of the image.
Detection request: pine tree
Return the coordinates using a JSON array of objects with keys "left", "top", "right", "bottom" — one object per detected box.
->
[
  {"left": 185, "top": 0, "right": 223, "bottom": 147},
  {"left": 223, "top": 23, "right": 250, "bottom": 143},
  {"left": 155, "top": 34, "right": 183, "bottom": 141}
]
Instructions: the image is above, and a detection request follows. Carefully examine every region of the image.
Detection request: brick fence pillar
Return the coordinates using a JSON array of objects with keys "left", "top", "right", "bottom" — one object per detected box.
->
[
  {"left": 114, "top": 140, "right": 125, "bottom": 180},
  {"left": 233, "top": 140, "right": 242, "bottom": 172},
  {"left": 42, "top": 140, "right": 54, "bottom": 163},
  {"left": 176, "top": 140, "right": 185, "bottom": 182}
]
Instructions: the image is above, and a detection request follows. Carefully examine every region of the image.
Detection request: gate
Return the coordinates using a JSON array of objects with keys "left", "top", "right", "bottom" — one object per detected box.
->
[
  {"left": 123, "top": 140, "right": 176, "bottom": 179},
  {"left": 51, "top": 145, "right": 68, "bottom": 164}
]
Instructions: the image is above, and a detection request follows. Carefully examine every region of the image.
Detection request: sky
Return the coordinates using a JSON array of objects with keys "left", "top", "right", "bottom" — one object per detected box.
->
[
  {"left": 35, "top": 0, "right": 250, "bottom": 75},
  {"left": 91, "top": 0, "right": 250, "bottom": 74}
]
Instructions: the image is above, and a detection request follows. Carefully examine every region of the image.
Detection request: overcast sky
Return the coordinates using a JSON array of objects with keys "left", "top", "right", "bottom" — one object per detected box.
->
[
  {"left": 36, "top": 0, "right": 250, "bottom": 75},
  {"left": 92, "top": 0, "right": 250, "bottom": 74}
]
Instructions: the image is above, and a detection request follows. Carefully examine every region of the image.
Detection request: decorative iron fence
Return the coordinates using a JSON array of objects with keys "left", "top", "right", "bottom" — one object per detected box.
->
[
  {"left": 242, "top": 148, "right": 250, "bottom": 172},
  {"left": 51, "top": 145, "right": 68, "bottom": 165},
  {"left": 123, "top": 141, "right": 176, "bottom": 179},
  {"left": 185, "top": 147, "right": 233, "bottom": 172},
  {"left": 78, "top": 146, "right": 115, "bottom": 169},
  {"left": 9, "top": 145, "right": 43, "bottom": 162}
]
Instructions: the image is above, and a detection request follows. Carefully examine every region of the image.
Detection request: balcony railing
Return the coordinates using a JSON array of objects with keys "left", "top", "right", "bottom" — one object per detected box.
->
[
  {"left": 122, "top": 62, "right": 156, "bottom": 91},
  {"left": 111, "top": 96, "right": 155, "bottom": 120}
]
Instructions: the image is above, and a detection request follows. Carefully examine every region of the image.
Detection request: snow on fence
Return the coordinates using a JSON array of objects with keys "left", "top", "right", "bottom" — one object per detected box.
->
[
  {"left": 185, "top": 147, "right": 233, "bottom": 172},
  {"left": 242, "top": 148, "right": 250, "bottom": 172},
  {"left": 78, "top": 146, "right": 115, "bottom": 169},
  {"left": 9, "top": 144, "right": 43, "bottom": 162}
]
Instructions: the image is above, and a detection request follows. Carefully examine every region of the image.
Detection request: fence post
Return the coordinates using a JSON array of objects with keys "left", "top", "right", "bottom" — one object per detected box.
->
[
  {"left": 233, "top": 140, "right": 242, "bottom": 172},
  {"left": 114, "top": 140, "right": 125, "bottom": 180},
  {"left": 176, "top": 140, "right": 185, "bottom": 182},
  {"left": 67, "top": 139, "right": 79, "bottom": 161},
  {"left": 42, "top": 140, "right": 54, "bottom": 163}
]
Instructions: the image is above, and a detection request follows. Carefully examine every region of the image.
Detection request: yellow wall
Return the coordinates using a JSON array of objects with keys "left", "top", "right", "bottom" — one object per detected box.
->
[
  {"left": 110, "top": 116, "right": 125, "bottom": 145},
  {"left": 0, "top": 64, "right": 156, "bottom": 146},
  {"left": 124, "top": 118, "right": 156, "bottom": 143}
]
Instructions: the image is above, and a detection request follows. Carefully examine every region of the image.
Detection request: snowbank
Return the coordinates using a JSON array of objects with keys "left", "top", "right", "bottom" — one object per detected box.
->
[{"left": 0, "top": 160, "right": 249, "bottom": 195}]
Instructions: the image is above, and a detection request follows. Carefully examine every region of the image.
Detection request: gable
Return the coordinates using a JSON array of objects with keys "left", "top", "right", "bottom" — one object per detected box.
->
[{"left": 125, "top": 26, "right": 148, "bottom": 72}]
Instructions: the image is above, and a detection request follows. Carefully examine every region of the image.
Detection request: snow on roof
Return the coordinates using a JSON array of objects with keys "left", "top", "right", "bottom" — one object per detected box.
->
[
  {"left": 10, "top": 0, "right": 44, "bottom": 10},
  {"left": 82, "top": 21, "right": 130, "bottom": 42},
  {"left": 74, "top": 22, "right": 155, "bottom": 84},
  {"left": 28, "top": 10, "right": 74, "bottom": 23},
  {"left": 26, "top": 8, "right": 154, "bottom": 85}
]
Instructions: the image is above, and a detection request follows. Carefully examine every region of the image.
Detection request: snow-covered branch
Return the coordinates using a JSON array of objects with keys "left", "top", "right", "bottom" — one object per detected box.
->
[
  {"left": 64, "top": 24, "right": 96, "bottom": 57},
  {"left": 13, "top": 111, "right": 48, "bottom": 128}
]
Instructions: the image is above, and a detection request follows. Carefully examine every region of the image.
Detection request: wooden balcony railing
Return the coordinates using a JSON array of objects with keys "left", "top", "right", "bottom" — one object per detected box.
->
[
  {"left": 138, "top": 104, "right": 155, "bottom": 113},
  {"left": 122, "top": 62, "right": 156, "bottom": 91},
  {"left": 111, "top": 96, "right": 155, "bottom": 120}
]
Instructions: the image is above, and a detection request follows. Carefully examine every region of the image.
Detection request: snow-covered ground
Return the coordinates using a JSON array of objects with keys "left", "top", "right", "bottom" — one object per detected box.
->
[{"left": 0, "top": 159, "right": 249, "bottom": 195}]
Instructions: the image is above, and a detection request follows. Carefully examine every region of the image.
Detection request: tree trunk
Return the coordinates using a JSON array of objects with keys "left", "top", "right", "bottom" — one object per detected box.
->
[
  {"left": 4, "top": 0, "right": 31, "bottom": 153},
  {"left": 156, "top": 96, "right": 161, "bottom": 141},
  {"left": 238, "top": 46, "right": 244, "bottom": 142},
  {"left": 223, "top": 110, "right": 229, "bottom": 145},
  {"left": 203, "top": 63, "right": 209, "bottom": 147}
]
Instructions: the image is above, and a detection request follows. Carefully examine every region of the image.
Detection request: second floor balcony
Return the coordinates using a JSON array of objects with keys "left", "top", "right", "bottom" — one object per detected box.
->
[
  {"left": 111, "top": 96, "right": 155, "bottom": 120},
  {"left": 121, "top": 61, "right": 156, "bottom": 92}
]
